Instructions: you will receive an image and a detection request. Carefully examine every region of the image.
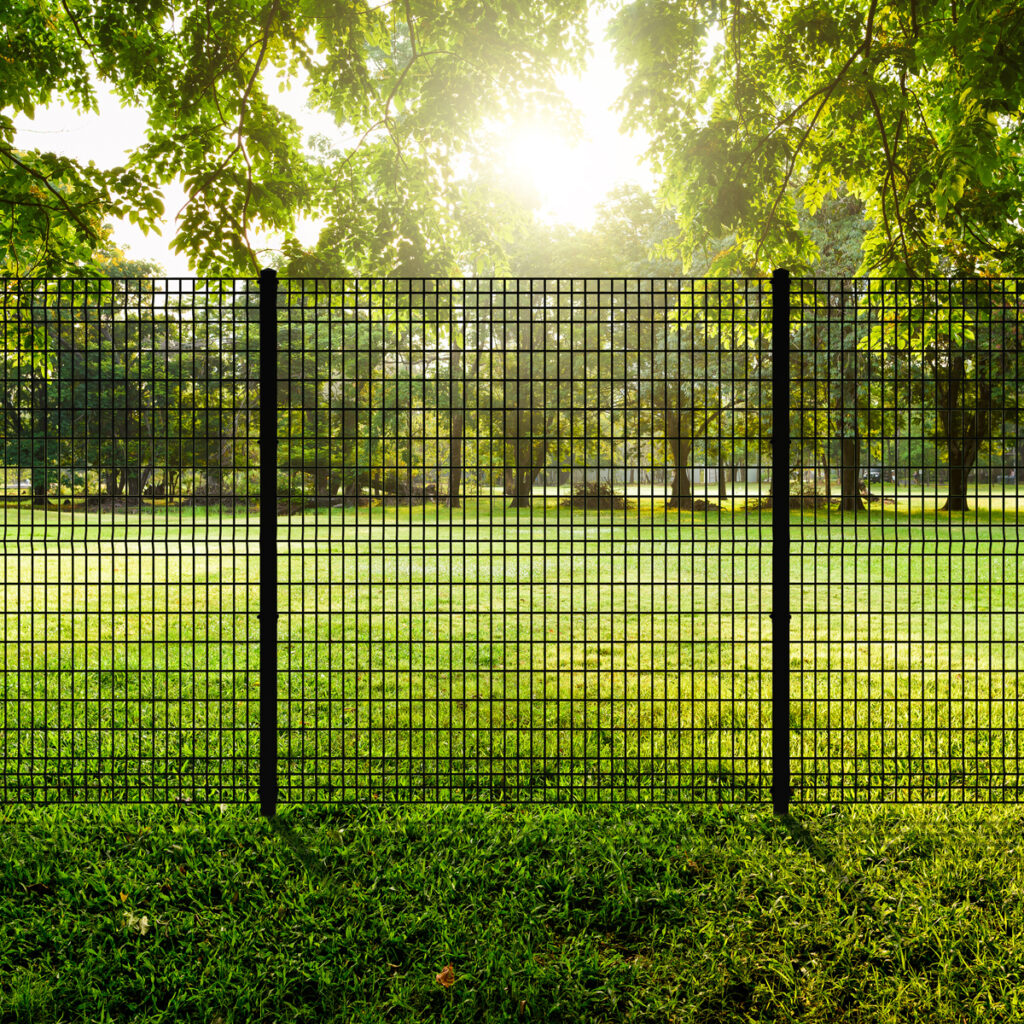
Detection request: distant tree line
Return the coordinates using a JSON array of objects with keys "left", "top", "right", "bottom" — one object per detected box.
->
[{"left": 2, "top": 260, "right": 1020, "bottom": 515}]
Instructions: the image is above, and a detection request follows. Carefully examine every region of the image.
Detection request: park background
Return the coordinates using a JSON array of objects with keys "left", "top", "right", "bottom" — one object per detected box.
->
[{"left": 2, "top": 1, "right": 1024, "bottom": 1020}]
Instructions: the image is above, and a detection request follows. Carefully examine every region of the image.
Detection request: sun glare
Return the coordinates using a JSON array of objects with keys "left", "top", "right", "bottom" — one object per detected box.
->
[{"left": 497, "top": 122, "right": 612, "bottom": 229}]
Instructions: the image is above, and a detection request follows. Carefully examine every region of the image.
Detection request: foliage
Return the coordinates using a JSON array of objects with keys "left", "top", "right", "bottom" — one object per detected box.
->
[
  {"left": 0, "top": 272, "right": 266, "bottom": 502},
  {"left": 565, "top": 479, "right": 627, "bottom": 510},
  {"left": 3, "top": 802, "right": 1024, "bottom": 1022},
  {"left": 1, "top": 0, "right": 590, "bottom": 276},
  {"left": 61, "top": 322, "right": 179, "bottom": 499},
  {"left": 0, "top": 277, "right": 175, "bottom": 500},
  {"left": 609, "top": 0, "right": 1024, "bottom": 277}
]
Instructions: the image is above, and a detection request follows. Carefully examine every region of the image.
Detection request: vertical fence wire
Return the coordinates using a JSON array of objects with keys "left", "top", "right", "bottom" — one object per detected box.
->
[
  {"left": 0, "top": 277, "right": 261, "bottom": 805},
  {"left": 2, "top": 273, "right": 1021, "bottom": 809}
]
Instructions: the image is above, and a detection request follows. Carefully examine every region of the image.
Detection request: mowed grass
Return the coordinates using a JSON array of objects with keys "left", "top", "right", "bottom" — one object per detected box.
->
[
  {"left": 4, "top": 801, "right": 1024, "bottom": 1023},
  {"left": 2, "top": 493, "right": 1024, "bottom": 1023},
  {"left": 1, "top": 488, "right": 1021, "bottom": 804}
]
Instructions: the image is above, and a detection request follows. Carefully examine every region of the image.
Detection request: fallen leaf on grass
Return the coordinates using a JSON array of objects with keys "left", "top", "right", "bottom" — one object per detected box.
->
[
  {"left": 123, "top": 910, "right": 151, "bottom": 935},
  {"left": 435, "top": 963, "right": 456, "bottom": 988}
]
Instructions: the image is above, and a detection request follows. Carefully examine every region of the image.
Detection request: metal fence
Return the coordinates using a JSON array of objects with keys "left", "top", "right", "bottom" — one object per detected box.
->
[
  {"left": 787, "top": 277, "right": 1022, "bottom": 804},
  {"left": 0, "top": 277, "right": 262, "bottom": 806},
  {"left": 1, "top": 272, "right": 1020, "bottom": 814}
]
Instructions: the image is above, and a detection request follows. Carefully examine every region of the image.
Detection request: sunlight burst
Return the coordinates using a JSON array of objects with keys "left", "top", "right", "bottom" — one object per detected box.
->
[{"left": 496, "top": 121, "right": 610, "bottom": 228}]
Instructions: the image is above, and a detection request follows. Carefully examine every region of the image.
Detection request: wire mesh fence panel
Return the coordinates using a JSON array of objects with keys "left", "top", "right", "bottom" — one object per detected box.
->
[
  {"left": 275, "top": 278, "right": 775, "bottom": 803},
  {"left": 0, "top": 278, "right": 261, "bottom": 805},
  {"left": 789, "top": 278, "right": 1023, "bottom": 802},
  {"left": 8, "top": 271, "right": 1018, "bottom": 810}
]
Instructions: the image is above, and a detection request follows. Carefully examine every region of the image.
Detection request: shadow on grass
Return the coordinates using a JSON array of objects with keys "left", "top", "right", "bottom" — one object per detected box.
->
[
  {"left": 268, "top": 812, "right": 324, "bottom": 876},
  {"left": 776, "top": 812, "right": 859, "bottom": 896}
]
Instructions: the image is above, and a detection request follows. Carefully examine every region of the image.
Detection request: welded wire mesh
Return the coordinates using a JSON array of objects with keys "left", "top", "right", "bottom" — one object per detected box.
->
[
  {"left": 0, "top": 277, "right": 260, "bottom": 804},
  {"left": 4, "top": 272, "right": 1021, "bottom": 809},
  {"left": 789, "top": 278, "right": 1023, "bottom": 801},
  {"left": 275, "top": 278, "right": 774, "bottom": 803}
]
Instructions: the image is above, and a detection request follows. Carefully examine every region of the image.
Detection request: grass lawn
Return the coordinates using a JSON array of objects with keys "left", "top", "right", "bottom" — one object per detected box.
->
[
  {"left": 3, "top": 802, "right": 1024, "bottom": 1022},
  {"left": 2, "top": 488, "right": 1020, "bottom": 805},
  {"left": 0, "top": 490, "right": 1022, "bottom": 1020}
]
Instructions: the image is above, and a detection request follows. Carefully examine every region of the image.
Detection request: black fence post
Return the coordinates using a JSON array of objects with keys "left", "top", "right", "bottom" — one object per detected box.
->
[
  {"left": 258, "top": 268, "right": 279, "bottom": 818},
  {"left": 771, "top": 268, "right": 791, "bottom": 815}
]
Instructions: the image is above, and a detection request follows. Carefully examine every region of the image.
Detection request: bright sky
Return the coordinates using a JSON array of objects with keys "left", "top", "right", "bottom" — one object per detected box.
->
[{"left": 12, "top": 8, "right": 653, "bottom": 275}]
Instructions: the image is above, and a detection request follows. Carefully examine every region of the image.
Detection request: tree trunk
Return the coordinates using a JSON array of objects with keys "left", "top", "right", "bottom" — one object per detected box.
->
[
  {"left": 314, "top": 467, "right": 333, "bottom": 498},
  {"left": 31, "top": 381, "right": 48, "bottom": 507},
  {"left": 341, "top": 473, "right": 370, "bottom": 505},
  {"left": 936, "top": 359, "right": 988, "bottom": 514},
  {"left": 527, "top": 437, "right": 550, "bottom": 504},
  {"left": 835, "top": 348, "right": 866, "bottom": 512},
  {"left": 942, "top": 446, "right": 972, "bottom": 512},
  {"left": 105, "top": 469, "right": 125, "bottom": 497},
  {"left": 839, "top": 437, "right": 865, "bottom": 512},
  {"left": 717, "top": 451, "right": 727, "bottom": 500},
  {"left": 448, "top": 344, "right": 463, "bottom": 508},
  {"left": 448, "top": 420, "right": 464, "bottom": 508},
  {"left": 666, "top": 434, "right": 693, "bottom": 508},
  {"left": 510, "top": 435, "right": 549, "bottom": 508},
  {"left": 125, "top": 464, "right": 153, "bottom": 503},
  {"left": 511, "top": 440, "right": 532, "bottom": 507},
  {"left": 504, "top": 407, "right": 550, "bottom": 509}
]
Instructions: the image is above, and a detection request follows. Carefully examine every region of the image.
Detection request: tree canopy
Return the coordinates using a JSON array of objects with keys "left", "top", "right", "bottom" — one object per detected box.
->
[
  {"left": 609, "top": 0, "right": 1024, "bottom": 277},
  {"left": 1, "top": 0, "right": 590, "bottom": 276}
]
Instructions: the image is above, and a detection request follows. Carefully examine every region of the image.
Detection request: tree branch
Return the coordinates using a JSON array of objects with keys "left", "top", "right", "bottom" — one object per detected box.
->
[
  {"left": 751, "top": 81, "right": 835, "bottom": 266},
  {"left": 175, "top": 0, "right": 281, "bottom": 271},
  {"left": 745, "top": 0, "right": 881, "bottom": 266},
  {"left": 57, "top": 0, "right": 91, "bottom": 52},
  {"left": 863, "top": 0, "right": 878, "bottom": 59},
  {"left": 866, "top": 86, "right": 911, "bottom": 271},
  {"left": 739, "top": 45, "right": 865, "bottom": 171},
  {"left": 0, "top": 148, "right": 100, "bottom": 242}
]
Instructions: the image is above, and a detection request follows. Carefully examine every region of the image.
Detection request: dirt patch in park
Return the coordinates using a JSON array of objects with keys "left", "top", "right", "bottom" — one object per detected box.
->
[
  {"left": 748, "top": 493, "right": 899, "bottom": 511},
  {"left": 563, "top": 483, "right": 630, "bottom": 511},
  {"left": 40, "top": 496, "right": 149, "bottom": 514},
  {"left": 277, "top": 497, "right": 366, "bottom": 515},
  {"left": 670, "top": 497, "right": 721, "bottom": 512},
  {"left": 375, "top": 495, "right": 434, "bottom": 507}
]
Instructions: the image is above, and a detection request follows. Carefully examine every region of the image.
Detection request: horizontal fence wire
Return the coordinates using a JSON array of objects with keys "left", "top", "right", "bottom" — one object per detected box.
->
[
  {"left": 0, "top": 277, "right": 261, "bottom": 804},
  {"left": 789, "top": 278, "right": 1023, "bottom": 802},
  {"left": 1, "top": 273, "right": 1021, "bottom": 808},
  {"left": 275, "top": 277, "right": 774, "bottom": 803}
]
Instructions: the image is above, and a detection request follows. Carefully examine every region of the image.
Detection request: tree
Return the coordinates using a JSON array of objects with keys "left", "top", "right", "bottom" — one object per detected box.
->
[
  {"left": 0, "top": 269, "right": 179, "bottom": 504},
  {"left": 504, "top": 189, "right": 734, "bottom": 509},
  {"left": 2, "top": 0, "right": 591, "bottom": 276},
  {"left": 890, "top": 279, "right": 1022, "bottom": 511},
  {"left": 0, "top": 279, "right": 70, "bottom": 505},
  {"left": 610, "top": 0, "right": 1024, "bottom": 278},
  {"left": 790, "top": 193, "right": 873, "bottom": 511},
  {"left": 611, "top": 2, "right": 1024, "bottom": 511}
]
